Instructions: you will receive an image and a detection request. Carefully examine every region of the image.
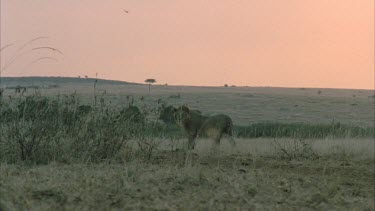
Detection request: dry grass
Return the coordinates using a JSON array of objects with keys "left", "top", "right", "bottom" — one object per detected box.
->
[
  {"left": 2, "top": 81, "right": 373, "bottom": 127},
  {"left": 189, "top": 138, "right": 375, "bottom": 160},
  {"left": 1, "top": 138, "right": 374, "bottom": 210},
  {"left": 0, "top": 79, "right": 373, "bottom": 210}
]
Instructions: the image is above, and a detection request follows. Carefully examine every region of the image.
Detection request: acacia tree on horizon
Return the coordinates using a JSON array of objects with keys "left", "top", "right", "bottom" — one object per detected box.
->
[{"left": 145, "top": 78, "right": 156, "bottom": 93}]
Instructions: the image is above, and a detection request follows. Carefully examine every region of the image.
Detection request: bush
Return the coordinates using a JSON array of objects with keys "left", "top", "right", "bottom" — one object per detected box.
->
[
  {"left": 1, "top": 96, "right": 66, "bottom": 163},
  {"left": 117, "top": 105, "right": 145, "bottom": 124},
  {"left": 0, "top": 95, "right": 142, "bottom": 164},
  {"left": 159, "top": 105, "right": 176, "bottom": 124},
  {"left": 0, "top": 94, "right": 180, "bottom": 164}
]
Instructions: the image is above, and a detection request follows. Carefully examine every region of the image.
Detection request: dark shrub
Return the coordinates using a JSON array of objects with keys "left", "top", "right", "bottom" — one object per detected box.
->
[
  {"left": 159, "top": 105, "right": 176, "bottom": 124},
  {"left": 117, "top": 105, "right": 145, "bottom": 124}
]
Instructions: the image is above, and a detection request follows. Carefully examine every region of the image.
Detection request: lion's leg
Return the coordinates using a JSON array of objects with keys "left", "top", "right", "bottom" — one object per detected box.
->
[
  {"left": 185, "top": 135, "right": 196, "bottom": 166},
  {"left": 212, "top": 139, "right": 220, "bottom": 152},
  {"left": 228, "top": 136, "right": 236, "bottom": 147},
  {"left": 188, "top": 135, "right": 196, "bottom": 150},
  {"left": 227, "top": 136, "right": 237, "bottom": 154},
  {"left": 211, "top": 133, "right": 222, "bottom": 154},
  {"left": 184, "top": 150, "right": 193, "bottom": 167}
]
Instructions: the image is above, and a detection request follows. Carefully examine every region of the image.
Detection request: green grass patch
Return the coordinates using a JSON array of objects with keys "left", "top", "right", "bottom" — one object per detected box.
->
[{"left": 234, "top": 122, "right": 374, "bottom": 139}]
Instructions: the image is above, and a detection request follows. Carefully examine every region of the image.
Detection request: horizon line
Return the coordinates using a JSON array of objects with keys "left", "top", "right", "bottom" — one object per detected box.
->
[{"left": 1, "top": 75, "right": 374, "bottom": 91}]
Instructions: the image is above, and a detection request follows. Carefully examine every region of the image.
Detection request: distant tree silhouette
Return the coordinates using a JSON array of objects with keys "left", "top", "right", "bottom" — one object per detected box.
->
[{"left": 145, "top": 79, "right": 156, "bottom": 93}]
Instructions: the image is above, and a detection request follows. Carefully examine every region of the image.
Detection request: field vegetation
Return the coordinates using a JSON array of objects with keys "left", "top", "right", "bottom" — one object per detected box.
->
[{"left": 0, "top": 78, "right": 374, "bottom": 210}]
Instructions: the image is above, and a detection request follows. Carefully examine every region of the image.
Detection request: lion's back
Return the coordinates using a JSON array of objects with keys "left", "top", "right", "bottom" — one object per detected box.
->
[{"left": 200, "top": 114, "right": 233, "bottom": 137}]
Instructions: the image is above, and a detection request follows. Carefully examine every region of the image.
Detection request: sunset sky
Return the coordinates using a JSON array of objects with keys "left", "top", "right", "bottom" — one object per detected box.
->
[{"left": 1, "top": 1, "right": 374, "bottom": 89}]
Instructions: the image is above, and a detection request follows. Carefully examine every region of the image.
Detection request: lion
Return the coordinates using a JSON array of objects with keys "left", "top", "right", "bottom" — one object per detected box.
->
[
  {"left": 173, "top": 105, "right": 235, "bottom": 150},
  {"left": 159, "top": 105, "right": 201, "bottom": 125}
]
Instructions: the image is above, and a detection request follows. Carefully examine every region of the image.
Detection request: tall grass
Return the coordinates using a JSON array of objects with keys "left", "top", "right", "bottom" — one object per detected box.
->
[
  {"left": 235, "top": 122, "right": 374, "bottom": 139},
  {"left": 0, "top": 93, "right": 161, "bottom": 164},
  {"left": 0, "top": 93, "right": 373, "bottom": 164}
]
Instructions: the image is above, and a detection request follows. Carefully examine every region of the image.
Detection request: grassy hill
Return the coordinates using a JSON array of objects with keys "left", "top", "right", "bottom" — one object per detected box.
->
[
  {"left": 0, "top": 76, "right": 373, "bottom": 127},
  {"left": 0, "top": 76, "right": 374, "bottom": 210},
  {"left": 0, "top": 76, "right": 140, "bottom": 87}
]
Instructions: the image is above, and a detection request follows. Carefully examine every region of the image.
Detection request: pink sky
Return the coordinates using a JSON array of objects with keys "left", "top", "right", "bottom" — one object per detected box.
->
[{"left": 1, "top": 0, "right": 374, "bottom": 89}]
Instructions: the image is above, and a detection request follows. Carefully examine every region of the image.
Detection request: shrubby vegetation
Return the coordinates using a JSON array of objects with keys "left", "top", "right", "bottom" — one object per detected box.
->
[
  {"left": 0, "top": 93, "right": 169, "bottom": 164},
  {"left": 0, "top": 93, "right": 373, "bottom": 164}
]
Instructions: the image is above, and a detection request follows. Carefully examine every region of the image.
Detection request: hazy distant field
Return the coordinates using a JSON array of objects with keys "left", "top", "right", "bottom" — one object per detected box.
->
[
  {"left": 0, "top": 77, "right": 374, "bottom": 210},
  {"left": 2, "top": 77, "right": 374, "bottom": 127}
]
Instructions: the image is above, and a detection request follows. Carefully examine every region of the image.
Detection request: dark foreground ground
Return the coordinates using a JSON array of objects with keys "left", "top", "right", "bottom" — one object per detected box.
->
[{"left": 1, "top": 150, "right": 374, "bottom": 211}]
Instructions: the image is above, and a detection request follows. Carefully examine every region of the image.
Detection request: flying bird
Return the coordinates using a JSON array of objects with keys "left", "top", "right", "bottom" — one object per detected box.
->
[{"left": 123, "top": 9, "right": 129, "bottom": 13}]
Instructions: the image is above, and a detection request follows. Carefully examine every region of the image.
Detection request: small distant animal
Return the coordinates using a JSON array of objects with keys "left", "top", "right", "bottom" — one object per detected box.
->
[
  {"left": 123, "top": 9, "right": 129, "bottom": 13},
  {"left": 173, "top": 105, "right": 235, "bottom": 150}
]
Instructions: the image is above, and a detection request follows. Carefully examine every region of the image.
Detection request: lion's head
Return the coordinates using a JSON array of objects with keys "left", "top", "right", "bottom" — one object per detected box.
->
[{"left": 173, "top": 105, "right": 191, "bottom": 127}]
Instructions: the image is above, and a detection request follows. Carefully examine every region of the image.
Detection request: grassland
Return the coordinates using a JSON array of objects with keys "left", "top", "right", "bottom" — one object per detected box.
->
[
  {"left": 0, "top": 77, "right": 374, "bottom": 210},
  {"left": 2, "top": 76, "right": 373, "bottom": 127}
]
